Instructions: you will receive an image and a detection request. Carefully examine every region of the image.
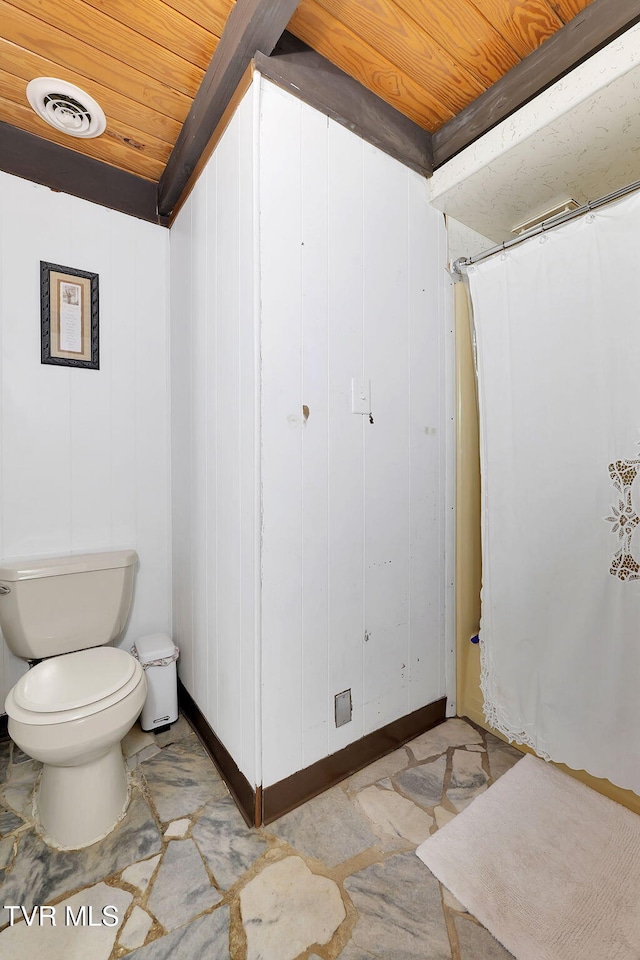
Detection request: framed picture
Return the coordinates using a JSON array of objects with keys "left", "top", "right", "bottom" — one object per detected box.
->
[{"left": 40, "top": 261, "right": 99, "bottom": 369}]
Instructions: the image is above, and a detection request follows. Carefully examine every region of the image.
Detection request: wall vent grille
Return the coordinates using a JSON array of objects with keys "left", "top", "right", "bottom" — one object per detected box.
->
[{"left": 511, "top": 199, "right": 580, "bottom": 236}]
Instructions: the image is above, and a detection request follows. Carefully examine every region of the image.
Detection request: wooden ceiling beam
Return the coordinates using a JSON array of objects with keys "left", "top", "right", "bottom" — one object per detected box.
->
[
  {"left": 432, "top": 0, "right": 640, "bottom": 168},
  {"left": 255, "top": 33, "right": 433, "bottom": 178},
  {"left": 0, "top": 122, "right": 160, "bottom": 224},
  {"left": 158, "top": 0, "right": 301, "bottom": 218}
]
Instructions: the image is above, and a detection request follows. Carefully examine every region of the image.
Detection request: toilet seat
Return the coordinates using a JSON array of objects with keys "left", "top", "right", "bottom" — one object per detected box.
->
[{"left": 6, "top": 648, "right": 144, "bottom": 726}]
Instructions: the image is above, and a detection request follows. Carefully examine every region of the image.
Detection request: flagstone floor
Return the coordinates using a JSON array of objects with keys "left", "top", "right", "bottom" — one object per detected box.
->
[{"left": 0, "top": 714, "right": 522, "bottom": 960}]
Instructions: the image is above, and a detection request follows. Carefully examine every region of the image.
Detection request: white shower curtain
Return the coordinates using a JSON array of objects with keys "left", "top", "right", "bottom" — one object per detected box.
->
[{"left": 469, "top": 191, "right": 640, "bottom": 793}]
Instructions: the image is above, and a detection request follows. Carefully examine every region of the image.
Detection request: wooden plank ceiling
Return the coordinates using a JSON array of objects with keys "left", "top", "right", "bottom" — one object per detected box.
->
[
  {"left": 0, "top": 0, "right": 235, "bottom": 181},
  {"left": 0, "top": 0, "right": 607, "bottom": 216},
  {"left": 289, "top": 0, "right": 592, "bottom": 132}
]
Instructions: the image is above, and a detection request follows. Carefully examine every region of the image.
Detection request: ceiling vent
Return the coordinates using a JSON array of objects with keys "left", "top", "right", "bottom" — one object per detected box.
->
[{"left": 26, "top": 78, "right": 106, "bottom": 139}]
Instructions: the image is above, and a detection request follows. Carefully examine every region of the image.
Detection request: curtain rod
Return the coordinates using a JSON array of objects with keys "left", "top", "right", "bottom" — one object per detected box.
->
[{"left": 452, "top": 176, "right": 640, "bottom": 276}]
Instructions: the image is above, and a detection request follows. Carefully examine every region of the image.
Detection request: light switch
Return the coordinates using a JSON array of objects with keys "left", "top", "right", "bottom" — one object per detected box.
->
[{"left": 351, "top": 378, "right": 371, "bottom": 414}]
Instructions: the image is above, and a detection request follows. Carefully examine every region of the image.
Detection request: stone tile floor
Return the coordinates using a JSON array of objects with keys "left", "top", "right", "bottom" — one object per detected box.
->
[{"left": 0, "top": 715, "right": 522, "bottom": 959}]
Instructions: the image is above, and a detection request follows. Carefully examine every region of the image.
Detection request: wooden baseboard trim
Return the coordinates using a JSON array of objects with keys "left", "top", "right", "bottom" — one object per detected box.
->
[
  {"left": 262, "top": 697, "right": 447, "bottom": 824},
  {"left": 177, "top": 679, "right": 256, "bottom": 827},
  {"left": 177, "top": 686, "right": 446, "bottom": 826},
  {"left": 254, "top": 785, "right": 263, "bottom": 828}
]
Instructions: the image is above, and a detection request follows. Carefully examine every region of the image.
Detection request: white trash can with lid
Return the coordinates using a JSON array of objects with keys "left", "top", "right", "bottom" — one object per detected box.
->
[{"left": 132, "top": 633, "right": 179, "bottom": 731}]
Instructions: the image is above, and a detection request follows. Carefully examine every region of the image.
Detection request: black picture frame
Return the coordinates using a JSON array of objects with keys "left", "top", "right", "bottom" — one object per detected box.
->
[{"left": 40, "top": 260, "right": 99, "bottom": 370}]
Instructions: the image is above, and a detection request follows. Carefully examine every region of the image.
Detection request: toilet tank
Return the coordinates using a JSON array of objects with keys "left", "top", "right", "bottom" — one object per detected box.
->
[{"left": 0, "top": 550, "right": 138, "bottom": 659}]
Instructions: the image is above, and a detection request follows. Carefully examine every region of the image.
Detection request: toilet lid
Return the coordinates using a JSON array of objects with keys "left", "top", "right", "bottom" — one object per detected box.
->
[{"left": 13, "top": 647, "right": 136, "bottom": 713}]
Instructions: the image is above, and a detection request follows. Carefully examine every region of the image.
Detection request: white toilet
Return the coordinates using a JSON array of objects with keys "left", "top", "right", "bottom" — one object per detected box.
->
[{"left": 0, "top": 549, "right": 146, "bottom": 849}]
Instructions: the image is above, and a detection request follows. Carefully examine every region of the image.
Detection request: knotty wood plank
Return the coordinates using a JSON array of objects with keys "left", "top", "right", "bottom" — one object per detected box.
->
[
  {"left": 1, "top": 2, "right": 192, "bottom": 122},
  {"left": 0, "top": 94, "right": 166, "bottom": 181},
  {"left": 158, "top": 0, "right": 301, "bottom": 217},
  {"left": 390, "top": 0, "right": 520, "bottom": 86},
  {"left": 433, "top": 0, "right": 640, "bottom": 166},
  {"left": 79, "top": 0, "right": 219, "bottom": 70},
  {"left": 0, "top": 39, "right": 180, "bottom": 145},
  {"left": 469, "top": 0, "right": 563, "bottom": 58},
  {"left": 548, "top": 0, "right": 593, "bottom": 22},
  {"left": 6, "top": 0, "right": 204, "bottom": 97},
  {"left": 162, "top": 0, "right": 235, "bottom": 37},
  {"left": 310, "top": 0, "right": 494, "bottom": 99},
  {"left": 288, "top": 1, "right": 455, "bottom": 129},
  {"left": 255, "top": 33, "right": 433, "bottom": 177},
  {"left": 0, "top": 120, "right": 159, "bottom": 222}
]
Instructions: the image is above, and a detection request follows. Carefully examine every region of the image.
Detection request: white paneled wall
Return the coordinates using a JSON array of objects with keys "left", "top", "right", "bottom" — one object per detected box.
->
[
  {"left": 0, "top": 172, "right": 171, "bottom": 708},
  {"left": 259, "top": 81, "right": 450, "bottom": 787},
  {"left": 170, "top": 85, "right": 260, "bottom": 786},
  {"left": 170, "top": 76, "right": 451, "bottom": 790}
]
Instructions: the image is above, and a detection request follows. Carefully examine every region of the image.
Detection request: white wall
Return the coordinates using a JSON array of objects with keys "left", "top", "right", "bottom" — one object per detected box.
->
[
  {"left": 258, "top": 80, "right": 450, "bottom": 787},
  {"left": 0, "top": 172, "right": 171, "bottom": 707},
  {"left": 170, "top": 76, "right": 451, "bottom": 790},
  {"left": 170, "top": 85, "right": 260, "bottom": 786}
]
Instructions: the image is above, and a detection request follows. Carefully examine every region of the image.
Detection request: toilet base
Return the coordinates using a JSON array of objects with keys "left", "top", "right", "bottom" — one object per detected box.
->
[{"left": 37, "top": 744, "right": 129, "bottom": 849}]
